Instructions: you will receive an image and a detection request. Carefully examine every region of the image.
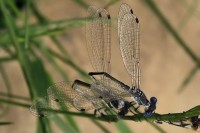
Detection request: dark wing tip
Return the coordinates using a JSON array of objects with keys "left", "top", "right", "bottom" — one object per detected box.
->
[
  {"left": 80, "top": 109, "right": 86, "bottom": 112},
  {"left": 107, "top": 14, "right": 111, "bottom": 19},
  {"left": 99, "top": 12, "right": 102, "bottom": 17},
  {"left": 130, "top": 9, "right": 133, "bottom": 14},
  {"left": 39, "top": 113, "right": 45, "bottom": 118},
  {"left": 135, "top": 17, "right": 139, "bottom": 23},
  {"left": 55, "top": 98, "right": 59, "bottom": 102}
]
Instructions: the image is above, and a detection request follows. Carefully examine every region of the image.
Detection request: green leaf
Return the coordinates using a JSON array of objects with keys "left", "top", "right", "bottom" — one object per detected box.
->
[
  {"left": 30, "top": 2, "right": 47, "bottom": 23},
  {"left": 29, "top": 7, "right": 80, "bottom": 131},
  {"left": 0, "top": 55, "right": 16, "bottom": 62},
  {"left": 146, "top": 121, "right": 166, "bottom": 133},
  {"left": 0, "top": 18, "right": 86, "bottom": 47},
  {"left": 71, "top": 0, "right": 89, "bottom": 9},
  {"left": 50, "top": 115, "right": 78, "bottom": 133},
  {"left": 0, "top": 0, "right": 34, "bottom": 98},
  {"left": 115, "top": 120, "right": 133, "bottom": 133},
  {"left": 0, "top": 92, "right": 30, "bottom": 101},
  {"left": 177, "top": 65, "right": 198, "bottom": 93},
  {"left": 0, "top": 64, "right": 12, "bottom": 116},
  {"left": 0, "top": 98, "right": 30, "bottom": 108},
  {"left": 0, "top": 1, "right": 53, "bottom": 132},
  {"left": 143, "top": 0, "right": 199, "bottom": 63},
  {"left": 178, "top": 0, "right": 199, "bottom": 30},
  {"left": 48, "top": 49, "right": 90, "bottom": 80},
  {"left": 105, "top": 0, "right": 120, "bottom": 8},
  {"left": 32, "top": 41, "right": 80, "bottom": 132},
  {"left": 37, "top": 118, "right": 53, "bottom": 133},
  {"left": 29, "top": 58, "right": 52, "bottom": 97},
  {"left": 5, "top": 0, "right": 24, "bottom": 19},
  {"left": 33, "top": 40, "right": 69, "bottom": 81},
  {"left": 24, "top": 0, "right": 31, "bottom": 48},
  {"left": 91, "top": 120, "right": 111, "bottom": 133},
  {"left": 0, "top": 122, "right": 13, "bottom": 125}
]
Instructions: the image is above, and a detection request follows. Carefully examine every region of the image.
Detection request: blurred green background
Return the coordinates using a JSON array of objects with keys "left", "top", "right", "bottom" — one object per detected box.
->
[{"left": 0, "top": 0, "right": 200, "bottom": 132}]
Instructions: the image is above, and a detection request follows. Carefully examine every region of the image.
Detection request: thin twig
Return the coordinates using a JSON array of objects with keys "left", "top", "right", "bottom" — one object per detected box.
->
[{"left": 1, "top": 97, "right": 200, "bottom": 123}]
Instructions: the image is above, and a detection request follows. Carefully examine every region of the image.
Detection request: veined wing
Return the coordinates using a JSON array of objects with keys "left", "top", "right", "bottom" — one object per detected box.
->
[
  {"left": 30, "top": 82, "right": 79, "bottom": 117},
  {"left": 30, "top": 97, "right": 51, "bottom": 117},
  {"left": 118, "top": 3, "right": 133, "bottom": 36},
  {"left": 86, "top": 6, "right": 111, "bottom": 74},
  {"left": 48, "top": 81, "right": 104, "bottom": 111},
  {"left": 118, "top": 3, "right": 140, "bottom": 88},
  {"left": 72, "top": 81, "right": 104, "bottom": 111},
  {"left": 73, "top": 94, "right": 103, "bottom": 111},
  {"left": 91, "top": 79, "right": 132, "bottom": 102},
  {"left": 47, "top": 81, "right": 78, "bottom": 108}
]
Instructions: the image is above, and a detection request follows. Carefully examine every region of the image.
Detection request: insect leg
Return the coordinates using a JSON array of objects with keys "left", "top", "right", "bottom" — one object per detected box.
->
[
  {"left": 88, "top": 72, "right": 107, "bottom": 80},
  {"left": 134, "top": 105, "right": 140, "bottom": 112},
  {"left": 72, "top": 80, "right": 91, "bottom": 89},
  {"left": 94, "top": 107, "right": 105, "bottom": 117},
  {"left": 127, "top": 101, "right": 140, "bottom": 114},
  {"left": 88, "top": 72, "right": 130, "bottom": 91},
  {"left": 128, "top": 101, "right": 136, "bottom": 107}
]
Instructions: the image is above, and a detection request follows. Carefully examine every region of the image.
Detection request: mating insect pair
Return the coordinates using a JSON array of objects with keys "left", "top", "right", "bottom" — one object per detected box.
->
[{"left": 30, "top": 3, "right": 157, "bottom": 118}]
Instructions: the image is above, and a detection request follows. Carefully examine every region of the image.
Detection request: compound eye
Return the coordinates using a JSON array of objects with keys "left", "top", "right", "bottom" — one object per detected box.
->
[{"left": 150, "top": 97, "right": 157, "bottom": 103}]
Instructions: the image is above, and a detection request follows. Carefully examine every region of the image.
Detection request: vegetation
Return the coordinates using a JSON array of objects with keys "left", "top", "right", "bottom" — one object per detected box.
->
[{"left": 0, "top": 0, "right": 199, "bottom": 132}]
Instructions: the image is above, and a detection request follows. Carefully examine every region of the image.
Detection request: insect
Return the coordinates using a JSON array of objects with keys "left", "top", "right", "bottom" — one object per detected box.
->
[
  {"left": 30, "top": 81, "right": 106, "bottom": 118},
  {"left": 30, "top": 5, "right": 135, "bottom": 118},
  {"left": 88, "top": 3, "right": 157, "bottom": 117},
  {"left": 156, "top": 116, "right": 200, "bottom": 131},
  {"left": 118, "top": 3, "right": 157, "bottom": 117},
  {"left": 83, "top": 5, "right": 137, "bottom": 118},
  {"left": 30, "top": 3, "right": 157, "bottom": 118}
]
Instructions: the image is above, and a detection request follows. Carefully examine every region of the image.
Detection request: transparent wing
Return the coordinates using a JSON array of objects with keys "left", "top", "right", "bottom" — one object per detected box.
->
[
  {"left": 47, "top": 81, "right": 104, "bottom": 111},
  {"left": 47, "top": 81, "right": 78, "bottom": 108},
  {"left": 118, "top": 4, "right": 140, "bottom": 88},
  {"left": 30, "top": 81, "right": 78, "bottom": 118},
  {"left": 86, "top": 6, "right": 111, "bottom": 74},
  {"left": 118, "top": 3, "right": 133, "bottom": 36},
  {"left": 30, "top": 97, "right": 50, "bottom": 117},
  {"left": 72, "top": 81, "right": 104, "bottom": 111},
  {"left": 91, "top": 79, "right": 132, "bottom": 102},
  {"left": 73, "top": 94, "right": 103, "bottom": 111}
]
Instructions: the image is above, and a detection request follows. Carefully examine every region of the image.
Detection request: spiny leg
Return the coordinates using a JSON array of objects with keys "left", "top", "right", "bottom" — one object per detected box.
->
[
  {"left": 72, "top": 80, "right": 91, "bottom": 89},
  {"left": 135, "top": 105, "right": 140, "bottom": 111},
  {"left": 88, "top": 72, "right": 130, "bottom": 91},
  {"left": 127, "top": 101, "right": 137, "bottom": 114},
  {"left": 94, "top": 107, "right": 105, "bottom": 117},
  {"left": 88, "top": 72, "right": 106, "bottom": 81},
  {"left": 128, "top": 101, "right": 136, "bottom": 107}
]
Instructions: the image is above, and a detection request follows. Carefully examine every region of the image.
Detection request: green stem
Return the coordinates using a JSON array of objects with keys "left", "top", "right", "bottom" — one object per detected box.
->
[
  {"left": 143, "top": 0, "right": 199, "bottom": 63},
  {"left": 177, "top": 65, "right": 199, "bottom": 93},
  {"left": 91, "top": 120, "right": 111, "bottom": 133},
  {"left": 1, "top": 96, "right": 200, "bottom": 123},
  {"left": 48, "top": 49, "right": 90, "bottom": 80},
  {"left": 0, "top": 55, "right": 16, "bottom": 62},
  {"left": 0, "top": 122, "right": 13, "bottom": 125},
  {"left": 33, "top": 40, "right": 69, "bottom": 81},
  {"left": 0, "top": 64, "right": 12, "bottom": 116},
  {"left": 0, "top": 18, "right": 86, "bottom": 46},
  {"left": 124, "top": 105, "right": 200, "bottom": 122},
  {"left": 0, "top": 98, "right": 30, "bottom": 108},
  {"left": 24, "top": 0, "right": 31, "bottom": 48},
  {"left": 0, "top": 92, "right": 30, "bottom": 101},
  {"left": 71, "top": 0, "right": 89, "bottom": 9}
]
